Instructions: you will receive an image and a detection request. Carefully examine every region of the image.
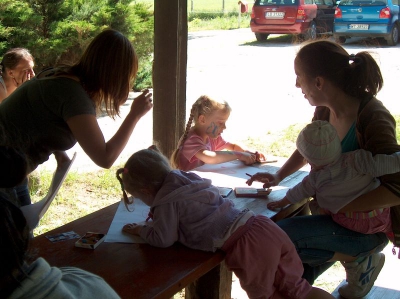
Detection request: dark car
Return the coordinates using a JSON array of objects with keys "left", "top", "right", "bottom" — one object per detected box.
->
[
  {"left": 250, "top": 0, "right": 337, "bottom": 41},
  {"left": 333, "top": 0, "right": 400, "bottom": 45}
]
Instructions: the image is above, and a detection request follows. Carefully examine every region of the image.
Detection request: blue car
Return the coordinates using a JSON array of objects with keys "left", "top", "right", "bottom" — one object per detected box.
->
[{"left": 333, "top": 0, "right": 400, "bottom": 45}]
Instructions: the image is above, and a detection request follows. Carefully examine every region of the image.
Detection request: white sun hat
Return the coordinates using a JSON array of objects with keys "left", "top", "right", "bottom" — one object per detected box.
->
[{"left": 296, "top": 120, "right": 342, "bottom": 166}]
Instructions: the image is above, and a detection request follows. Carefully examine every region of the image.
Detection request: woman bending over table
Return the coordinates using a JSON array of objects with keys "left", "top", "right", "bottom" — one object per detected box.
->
[{"left": 0, "top": 29, "right": 153, "bottom": 207}]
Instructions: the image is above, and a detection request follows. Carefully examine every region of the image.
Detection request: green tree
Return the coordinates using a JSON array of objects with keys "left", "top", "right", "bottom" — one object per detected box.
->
[
  {"left": 0, "top": 0, "right": 41, "bottom": 53},
  {"left": 0, "top": 0, "right": 154, "bottom": 88}
]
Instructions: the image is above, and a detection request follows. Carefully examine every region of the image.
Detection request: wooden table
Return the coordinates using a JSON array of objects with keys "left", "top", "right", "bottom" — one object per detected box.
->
[
  {"left": 31, "top": 161, "right": 309, "bottom": 299},
  {"left": 31, "top": 203, "right": 226, "bottom": 299},
  {"left": 192, "top": 160, "right": 310, "bottom": 221}
]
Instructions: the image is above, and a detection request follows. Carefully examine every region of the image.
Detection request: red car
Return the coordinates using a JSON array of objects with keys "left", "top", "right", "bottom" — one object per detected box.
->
[{"left": 250, "top": 0, "right": 336, "bottom": 41}]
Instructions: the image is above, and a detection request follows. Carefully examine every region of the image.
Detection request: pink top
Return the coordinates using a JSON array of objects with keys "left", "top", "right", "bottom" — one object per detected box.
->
[{"left": 178, "top": 130, "right": 230, "bottom": 171}]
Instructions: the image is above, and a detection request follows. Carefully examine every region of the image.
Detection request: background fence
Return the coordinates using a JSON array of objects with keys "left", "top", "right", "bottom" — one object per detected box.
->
[
  {"left": 139, "top": 0, "right": 254, "bottom": 13},
  {"left": 188, "top": 0, "right": 253, "bottom": 12}
]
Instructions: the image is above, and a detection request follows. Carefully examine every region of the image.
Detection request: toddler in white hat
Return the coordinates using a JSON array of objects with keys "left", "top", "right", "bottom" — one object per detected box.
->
[
  {"left": 268, "top": 120, "right": 400, "bottom": 236},
  {"left": 296, "top": 120, "right": 342, "bottom": 168}
]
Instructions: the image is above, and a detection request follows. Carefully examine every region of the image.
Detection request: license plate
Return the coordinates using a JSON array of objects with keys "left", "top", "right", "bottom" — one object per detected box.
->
[
  {"left": 265, "top": 12, "right": 285, "bottom": 19},
  {"left": 349, "top": 24, "right": 369, "bottom": 30}
]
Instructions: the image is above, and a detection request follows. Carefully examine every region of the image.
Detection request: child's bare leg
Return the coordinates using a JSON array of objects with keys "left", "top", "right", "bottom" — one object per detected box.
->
[{"left": 305, "top": 287, "right": 334, "bottom": 299}]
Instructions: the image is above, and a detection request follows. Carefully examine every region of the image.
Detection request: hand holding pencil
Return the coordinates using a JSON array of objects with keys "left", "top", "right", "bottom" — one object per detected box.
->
[
  {"left": 246, "top": 151, "right": 277, "bottom": 164},
  {"left": 245, "top": 172, "right": 281, "bottom": 188}
]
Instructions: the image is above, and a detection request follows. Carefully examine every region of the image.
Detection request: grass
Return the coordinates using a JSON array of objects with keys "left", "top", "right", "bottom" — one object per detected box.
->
[
  {"left": 30, "top": 165, "right": 123, "bottom": 236},
  {"left": 137, "top": 0, "right": 252, "bottom": 31},
  {"left": 138, "top": 0, "right": 253, "bottom": 13},
  {"left": 189, "top": 14, "right": 251, "bottom": 31}
]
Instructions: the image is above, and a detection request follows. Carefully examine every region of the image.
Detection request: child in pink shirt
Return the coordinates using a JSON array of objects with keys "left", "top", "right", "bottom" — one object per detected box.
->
[
  {"left": 117, "top": 146, "right": 334, "bottom": 299},
  {"left": 170, "top": 95, "right": 265, "bottom": 171}
]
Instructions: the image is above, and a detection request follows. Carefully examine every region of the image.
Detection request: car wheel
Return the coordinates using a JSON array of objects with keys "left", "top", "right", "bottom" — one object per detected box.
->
[
  {"left": 335, "top": 36, "right": 346, "bottom": 44},
  {"left": 304, "top": 21, "right": 317, "bottom": 40},
  {"left": 386, "top": 24, "right": 399, "bottom": 46},
  {"left": 255, "top": 33, "right": 269, "bottom": 42}
]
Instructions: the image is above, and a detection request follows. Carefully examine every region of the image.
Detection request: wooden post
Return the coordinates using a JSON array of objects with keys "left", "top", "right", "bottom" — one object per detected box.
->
[
  {"left": 185, "top": 261, "right": 232, "bottom": 299},
  {"left": 153, "top": 0, "right": 188, "bottom": 159}
]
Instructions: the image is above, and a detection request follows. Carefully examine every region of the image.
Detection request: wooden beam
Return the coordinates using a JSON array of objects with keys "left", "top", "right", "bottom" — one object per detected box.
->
[{"left": 153, "top": 0, "right": 187, "bottom": 159}]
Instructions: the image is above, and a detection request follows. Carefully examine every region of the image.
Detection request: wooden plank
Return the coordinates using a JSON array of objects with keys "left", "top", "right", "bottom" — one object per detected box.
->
[
  {"left": 31, "top": 203, "right": 225, "bottom": 299},
  {"left": 153, "top": 0, "right": 188, "bottom": 158},
  {"left": 185, "top": 261, "right": 232, "bottom": 299}
]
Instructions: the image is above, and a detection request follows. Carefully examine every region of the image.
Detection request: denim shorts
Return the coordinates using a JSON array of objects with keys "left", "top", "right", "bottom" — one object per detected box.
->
[{"left": 277, "top": 215, "right": 389, "bottom": 266}]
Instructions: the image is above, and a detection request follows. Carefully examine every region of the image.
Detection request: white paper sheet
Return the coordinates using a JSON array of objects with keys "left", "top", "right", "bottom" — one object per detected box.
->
[
  {"left": 192, "top": 160, "right": 265, "bottom": 188},
  {"left": 22, "top": 152, "right": 77, "bottom": 231},
  {"left": 104, "top": 199, "right": 152, "bottom": 244}
]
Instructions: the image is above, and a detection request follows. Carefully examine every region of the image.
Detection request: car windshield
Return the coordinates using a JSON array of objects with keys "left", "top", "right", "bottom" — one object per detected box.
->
[
  {"left": 338, "top": 0, "right": 387, "bottom": 5},
  {"left": 256, "top": 0, "right": 299, "bottom": 5}
]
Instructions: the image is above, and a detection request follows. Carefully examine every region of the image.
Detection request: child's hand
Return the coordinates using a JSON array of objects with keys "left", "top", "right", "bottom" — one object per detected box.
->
[
  {"left": 267, "top": 197, "right": 290, "bottom": 210},
  {"left": 238, "top": 152, "right": 257, "bottom": 165},
  {"left": 244, "top": 150, "right": 266, "bottom": 163},
  {"left": 246, "top": 172, "right": 281, "bottom": 188},
  {"left": 255, "top": 151, "right": 266, "bottom": 163},
  {"left": 122, "top": 223, "right": 142, "bottom": 236}
]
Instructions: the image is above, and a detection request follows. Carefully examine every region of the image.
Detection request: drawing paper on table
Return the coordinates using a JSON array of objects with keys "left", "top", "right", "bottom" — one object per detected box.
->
[
  {"left": 105, "top": 199, "right": 151, "bottom": 244},
  {"left": 192, "top": 161, "right": 264, "bottom": 188}
]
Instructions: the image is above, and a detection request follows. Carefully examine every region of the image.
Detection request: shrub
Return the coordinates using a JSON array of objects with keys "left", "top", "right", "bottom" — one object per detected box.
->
[{"left": 0, "top": 0, "right": 154, "bottom": 90}]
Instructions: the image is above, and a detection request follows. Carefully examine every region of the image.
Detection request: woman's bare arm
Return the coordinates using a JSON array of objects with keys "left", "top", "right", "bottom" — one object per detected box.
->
[
  {"left": 275, "top": 150, "right": 307, "bottom": 181},
  {"left": 247, "top": 150, "right": 307, "bottom": 187},
  {"left": 67, "top": 91, "right": 153, "bottom": 168}
]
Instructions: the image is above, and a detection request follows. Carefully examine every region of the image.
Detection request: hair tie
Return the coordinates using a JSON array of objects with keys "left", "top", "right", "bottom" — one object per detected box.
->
[{"left": 123, "top": 168, "right": 129, "bottom": 174}]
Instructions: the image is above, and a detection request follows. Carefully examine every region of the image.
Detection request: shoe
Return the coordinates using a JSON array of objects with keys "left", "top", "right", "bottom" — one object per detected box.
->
[{"left": 338, "top": 253, "right": 385, "bottom": 298}]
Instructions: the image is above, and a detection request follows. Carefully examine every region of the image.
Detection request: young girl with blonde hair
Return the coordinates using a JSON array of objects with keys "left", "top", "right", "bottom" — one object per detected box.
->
[
  {"left": 170, "top": 95, "right": 264, "bottom": 171},
  {"left": 116, "top": 147, "right": 334, "bottom": 299}
]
